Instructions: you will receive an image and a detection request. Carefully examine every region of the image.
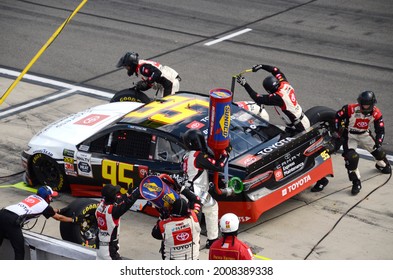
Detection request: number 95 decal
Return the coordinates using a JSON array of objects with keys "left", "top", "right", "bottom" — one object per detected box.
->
[{"left": 320, "top": 150, "right": 330, "bottom": 161}]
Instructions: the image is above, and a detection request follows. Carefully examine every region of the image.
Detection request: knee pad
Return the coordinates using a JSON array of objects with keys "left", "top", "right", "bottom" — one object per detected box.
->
[
  {"left": 343, "top": 149, "right": 359, "bottom": 171},
  {"left": 348, "top": 169, "right": 360, "bottom": 182},
  {"left": 371, "top": 147, "right": 386, "bottom": 161}
]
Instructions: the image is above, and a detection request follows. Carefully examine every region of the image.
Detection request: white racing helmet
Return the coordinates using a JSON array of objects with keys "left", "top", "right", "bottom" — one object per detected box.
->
[
  {"left": 236, "top": 101, "right": 269, "bottom": 121},
  {"left": 219, "top": 213, "right": 240, "bottom": 233}
]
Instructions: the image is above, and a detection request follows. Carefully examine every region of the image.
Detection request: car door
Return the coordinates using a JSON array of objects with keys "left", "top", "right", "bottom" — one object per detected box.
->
[{"left": 76, "top": 127, "right": 151, "bottom": 190}]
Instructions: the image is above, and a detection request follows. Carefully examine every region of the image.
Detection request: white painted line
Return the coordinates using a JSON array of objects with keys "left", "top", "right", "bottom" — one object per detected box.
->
[
  {"left": 204, "top": 28, "right": 252, "bottom": 46},
  {"left": 356, "top": 148, "right": 393, "bottom": 163},
  {"left": 0, "top": 68, "right": 113, "bottom": 98},
  {"left": 336, "top": 147, "right": 393, "bottom": 163},
  {"left": 0, "top": 89, "right": 76, "bottom": 117}
]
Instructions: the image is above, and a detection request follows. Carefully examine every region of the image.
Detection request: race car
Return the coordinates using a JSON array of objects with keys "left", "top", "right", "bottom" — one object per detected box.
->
[{"left": 21, "top": 91, "right": 336, "bottom": 245}]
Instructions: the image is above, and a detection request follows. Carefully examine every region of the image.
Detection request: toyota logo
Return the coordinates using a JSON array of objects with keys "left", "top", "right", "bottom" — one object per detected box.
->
[
  {"left": 357, "top": 122, "right": 368, "bottom": 128},
  {"left": 82, "top": 115, "right": 101, "bottom": 124},
  {"left": 25, "top": 197, "right": 36, "bottom": 203},
  {"left": 97, "top": 217, "right": 105, "bottom": 227},
  {"left": 176, "top": 232, "right": 189, "bottom": 241}
]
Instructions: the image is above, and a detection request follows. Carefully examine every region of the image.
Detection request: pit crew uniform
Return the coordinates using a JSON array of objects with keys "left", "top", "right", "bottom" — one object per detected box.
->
[
  {"left": 182, "top": 150, "right": 228, "bottom": 247},
  {"left": 209, "top": 235, "right": 253, "bottom": 260},
  {"left": 238, "top": 64, "right": 330, "bottom": 191},
  {"left": 95, "top": 186, "right": 140, "bottom": 260},
  {"left": 335, "top": 102, "right": 391, "bottom": 194},
  {"left": 151, "top": 209, "right": 201, "bottom": 260},
  {"left": 238, "top": 64, "right": 310, "bottom": 134},
  {"left": 0, "top": 195, "right": 55, "bottom": 259},
  {"left": 135, "top": 59, "right": 180, "bottom": 97}
]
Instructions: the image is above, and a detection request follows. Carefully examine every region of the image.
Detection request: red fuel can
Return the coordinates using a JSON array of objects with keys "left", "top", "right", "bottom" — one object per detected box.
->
[{"left": 207, "top": 88, "right": 232, "bottom": 152}]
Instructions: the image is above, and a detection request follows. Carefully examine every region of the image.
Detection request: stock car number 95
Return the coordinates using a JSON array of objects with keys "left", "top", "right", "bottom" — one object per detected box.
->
[{"left": 102, "top": 159, "right": 134, "bottom": 187}]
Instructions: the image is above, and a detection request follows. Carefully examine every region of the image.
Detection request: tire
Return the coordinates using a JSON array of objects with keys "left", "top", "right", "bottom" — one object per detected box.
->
[
  {"left": 305, "top": 106, "right": 336, "bottom": 127},
  {"left": 110, "top": 88, "right": 151, "bottom": 103},
  {"left": 31, "top": 153, "right": 69, "bottom": 192},
  {"left": 305, "top": 106, "right": 341, "bottom": 152},
  {"left": 60, "top": 198, "right": 99, "bottom": 248}
]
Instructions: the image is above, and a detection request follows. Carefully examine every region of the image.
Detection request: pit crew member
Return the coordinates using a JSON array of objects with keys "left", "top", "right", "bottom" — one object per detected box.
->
[
  {"left": 95, "top": 183, "right": 141, "bottom": 260},
  {"left": 334, "top": 91, "right": 391, "bottom": 195},
  {"left": 0, "top": 186, "right": 76, "bottom": 260},
  {"left": 209, "top": 213, "right": 253, "bottom": 260},
  {"left": 237, "top": 65, "right": 328, "bottom": 192},
  {"left": 182, "top": 129, "right": 231, "bottom": 249},
  {"left": 116, "top": 51, "right": 180, "bottom": 97}
]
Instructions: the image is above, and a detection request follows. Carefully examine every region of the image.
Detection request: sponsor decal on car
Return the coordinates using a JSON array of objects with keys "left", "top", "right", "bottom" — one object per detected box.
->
[
  {"left": 274, "top": 168, "right": 284, "bottom": 181},
  {"left": 238, "top": 216, "right": 252, "bottom": 223},
  {"left": 63, "top": 149, "right": 75, "bottom": 157},
  {"left": 64, "top": 162, "right": 77, "bottom": 176},
  {"left": 235, "top": 154, "right": 261, "bottom": 166},
  {"left": 138, "top": 166, "right": 148, "bottom": 178},
  {"left": 219, "top": 105, "right": 230, "bottom": 138},
  {"left": 76, "top": 152, "right": 93, "bottom": 178},
  {"left": 281, "top": 174, "right": 312, "bottom": 197},
  {"left": 74, "top": 114, "right": 109, "bottom": 126},
  {"left": 32, "top": 149, "right": 53, "bottom": 157},
  {"left": 64, "top": 156, "right": 77, "bottom": 176},
  {"left": 274, "top": 152, "right": 304, "bottom": 180},
  {"left": 282, "top": 162, "right": 304, "bottom": 176},
  {"left": 79, "top": 145, "right": 89, "bottom": 152},
  {"left": 257, "top": 137, "right": 295, "bottom": 156},
  {"left": 186, "top": 120, "right": 205, "bottom": 129}
]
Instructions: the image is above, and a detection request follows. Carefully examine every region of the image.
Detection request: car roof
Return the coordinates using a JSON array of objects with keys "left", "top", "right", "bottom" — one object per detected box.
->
[{"left": 119, "top": 92, "right": 210, "bottom": 138}]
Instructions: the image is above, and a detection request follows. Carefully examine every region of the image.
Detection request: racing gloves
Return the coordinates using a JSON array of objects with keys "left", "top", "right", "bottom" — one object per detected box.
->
[
  {"left": 252, "top": 64, "right": 263, "bottom": 72},
  {"left": 135, "top": 80, "right": 150, "bottom": 91},
  {"left": 181, "top": 187, "right": 201, "bottom": 213},
  {"left": 72, "top": 213, "right": 84, "bottom": 224},
  {"left": 127, "top": 182, "right": 141, "bottom": 200},
  {"left": 236, "top": 75, "right": 247, "bottom": 86}
]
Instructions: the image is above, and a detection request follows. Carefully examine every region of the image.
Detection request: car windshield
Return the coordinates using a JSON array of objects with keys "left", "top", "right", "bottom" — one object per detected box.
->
[{"left": 228, "top": 107, "right": 283, "bottom": 158}]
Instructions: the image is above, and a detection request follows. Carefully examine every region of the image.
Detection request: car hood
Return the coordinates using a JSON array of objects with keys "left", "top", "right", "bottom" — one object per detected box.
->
[{"left": 29, "top": 102, "right": 144, "bottom": 147}]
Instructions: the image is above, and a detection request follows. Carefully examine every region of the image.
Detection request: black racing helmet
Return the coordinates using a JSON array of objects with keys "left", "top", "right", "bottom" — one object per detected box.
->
[
  {"left": 116, "top": 52, "right": 139, "bottom": 75},
  {"left": 262, "top": 76, "right": 280, "bottom": 94},
  {"left": 182, "top": 129, "right": 208, "bottom": 152},
  {"left": 101, "top": 184, "right": 121, "bottom": 204},
  {"left": 357, "top": 91, "right": 376, "bottom": 115},
  {"left": 171, "top": 198, "right": 189, "bottom": 217}
]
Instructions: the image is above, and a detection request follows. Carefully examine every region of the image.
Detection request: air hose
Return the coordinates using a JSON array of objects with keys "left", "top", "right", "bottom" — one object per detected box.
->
[{"left": 304, "top": 169, "right": 392, "bottom": 260}]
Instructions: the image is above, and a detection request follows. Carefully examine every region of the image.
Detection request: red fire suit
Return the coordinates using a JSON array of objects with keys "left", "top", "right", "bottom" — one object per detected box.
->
[{"left": 209, "top": 235, "right": 253, "bottom": 260}]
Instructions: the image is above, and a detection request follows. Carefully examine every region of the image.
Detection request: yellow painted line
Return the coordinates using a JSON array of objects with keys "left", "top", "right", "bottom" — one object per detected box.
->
[
  {"left": 0, "top": 182, "right": 37, "bottom": 193},
  {"left": 0, "top": 0, "right": 88, "bottom": 105},
  {"left": 253, "top": 254, "right": 271, "bottom": 260}
]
